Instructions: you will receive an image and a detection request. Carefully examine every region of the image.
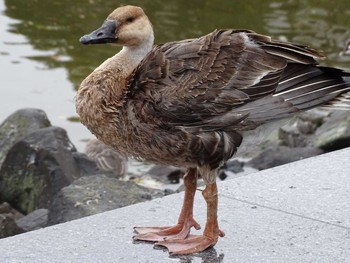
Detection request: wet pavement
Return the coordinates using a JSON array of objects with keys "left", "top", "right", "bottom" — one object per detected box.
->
[{"left": 0, "top": 148, "right": 349, "bottom": 262}]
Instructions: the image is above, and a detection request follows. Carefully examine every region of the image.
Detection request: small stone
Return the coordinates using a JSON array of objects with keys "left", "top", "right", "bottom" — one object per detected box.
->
[
  {"left": 146, "top": 165, "right": 185, "bottom": 184},
  {"left": 0, "top": 214, "right": 23, "bottom": 239},
  {"left": 224, "top": 160, "right": 244, "bottom": 174},
  {"left": 16, "top": 209, "right": 48, "bottom": 232},
  {"left": 0, "top": 202, "right": 23, "bottom": 220}
]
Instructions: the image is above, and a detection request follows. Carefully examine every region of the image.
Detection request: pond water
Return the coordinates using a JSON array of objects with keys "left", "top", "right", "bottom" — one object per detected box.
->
[{"left": 1, "top": 0, "right": 350, "bottom": 154}]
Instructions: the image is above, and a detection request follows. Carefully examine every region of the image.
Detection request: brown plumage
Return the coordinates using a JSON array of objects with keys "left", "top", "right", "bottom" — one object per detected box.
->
[{"left": 76, "top": 5, "right": 350, "bottom": 255}]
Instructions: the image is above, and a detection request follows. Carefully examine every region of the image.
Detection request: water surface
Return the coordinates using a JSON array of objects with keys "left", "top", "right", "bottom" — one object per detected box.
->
[{"left": 1, "top": 0, "right": 350, "bottom": 152}]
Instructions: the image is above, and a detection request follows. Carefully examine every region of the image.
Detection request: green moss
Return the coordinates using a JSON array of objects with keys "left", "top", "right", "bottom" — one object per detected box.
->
[
  {"left": 18, "top": 171, "right": 46, "bottom": 213},
  {"left": 0, "top": 159, "right": 47, "bottom": 214}
]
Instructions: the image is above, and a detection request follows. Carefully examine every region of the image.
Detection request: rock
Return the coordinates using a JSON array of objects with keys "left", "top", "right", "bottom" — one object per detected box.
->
[
  {"left": 176, "top": 180, "right": 205, "bottom": 192},
  {"left": 16, "top": 209, "right": 48, "bottom": 232},
  {"left": 278, "top": 109, "right": 328, "bottom": 148},
  {"left": 0, "top": 126, "right": 85, "bottom": 214},
  {"left": 0, "top": 202, "right": 23, "bottom": 220},
  {"left": 298, "top": 109, "right": 328, "bottom": 127},
  {"left": 72, "top": 152, "right": 100, "bottom": 176},
  {"left": 279, "top": 126, "right": 309, "bottom": 148},
  {"left": 85, "top": 139, "right": 128, "bottom": 178},
  {"left": 218, "top": 170, "right": 228, "bottom": 180},
  {"left": 278, "top": 119, "right": 315, "bottom": 148},
  {"left": 146, "top": 165, "right": 185, "bottom": 184},
  {"left": 218, "top": 160, "right": 244, "bottom": 180},
  {"left": 246, "top": 146, "right": 324, "bottom": 170},
  {"left": 48, "top": 175, "right": 165, "bottom": 225},
  {"left": 224, "top": 160, "right": 244, "bottom": 174},
  {"left": 0, "top": 214, "right": 23, "bottom": 239},
  {"left": 0, "top": 108, "right": 50, "bottom": 168},
  {"left": 312, "top": 111, "right": 350, "bottom": 151},
  {"left": 278, "top": 110, "right": 327, "bottom": 148},
  {"left": 133, "top": 176, "right": 166, "bottom": 190}
]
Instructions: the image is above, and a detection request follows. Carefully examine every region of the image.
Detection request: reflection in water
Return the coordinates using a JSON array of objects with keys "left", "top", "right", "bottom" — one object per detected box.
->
[
  {"left": 170, "top": 247, "right": 224, "bottom": 263},
  {"left": 134, "top": 240, "right": 224, "bottom": 262},
  {"left": 1, "top": 0, "right": 350, "bottom": 149},
  {"left": 4, "top": 0, "right": 350, "bottom": 91}
]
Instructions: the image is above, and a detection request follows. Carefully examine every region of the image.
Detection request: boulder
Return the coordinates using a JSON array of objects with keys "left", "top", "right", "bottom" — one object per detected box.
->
[
  {"left": 16, "top": 209, "right": 48, "bottom": 232},
  {"left": 0, "top": 108, "right": 50, "bottom": 168},
  {"left": 0, "top": 127, "right": 86, "bottom": 214},
  {"left": 246, "top": 145, "right": 324, "bottom": 170},
  {"left": 73, "top": 152, "right": 100, "bottom": 176},
  {"left": 0, "top": 202, "right": 23, "bottom": 220},
  {"left": 224, "top": 160, "right": 244, "bottom": 174},
  {"left": 146, "top": 165, "right": 185, "bottom": 184},
  {"left": 312, "top": 111, "right": 350, "bottom": 151},
  {"left": 278, "top": 110, "right": 326, "bottom": 148},
  {"left": 0, "top": 214, "right": 23, "bottom": 239},
  {"left": 218, "top": 160, "right": 245, "bottom": 180},
  {"left": 48, "top": 175, "right": 165, "bottom": 225},
  {"left": 0, "top": 202, "right": 24, "bottom": 239}
]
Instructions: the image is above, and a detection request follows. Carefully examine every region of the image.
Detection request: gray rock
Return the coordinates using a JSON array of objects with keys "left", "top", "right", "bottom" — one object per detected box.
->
[
  {"left": 176, "top": 179, "right": 205, "bottom": 192},
  {"left": 146, "top": 165, "right": 185, "bottom": 184},
  {"left": 224, "top": 160, "right": 244, "bottom": 174},
  {"left": 312, "top": 111, "right": 350, "bottom": 151},
  {"left": 48, "top": 175, "right": 165, "bottom": 225},
  {"left": 219, "top": 160, "right": 244, "bottom": 180},
  {"left": 278, "top": 110, "right": 326, "bottom": 148},
  {"left": 0, "top": 127, "right": 83, "bottom": 214},
  {"left": 16, "top": 209, "right": 48, "bottom": 232},
  {"left": 72, "top": 152, "right": 100, "bottom": 176},
  {"left": 0, "top": 202, "right": 23, "bottom": 220},
  {"left": 0, "top": 214, "right": 23, "bottom": 239},
  {"left": 0, "top": 108, "right": 51, "bottom": 168},
  {"left": 278, "top": 122, "right": 311, "bottom": 148},
  {"left": 247, "top": 146, "right": 324, "bottom": 170}
]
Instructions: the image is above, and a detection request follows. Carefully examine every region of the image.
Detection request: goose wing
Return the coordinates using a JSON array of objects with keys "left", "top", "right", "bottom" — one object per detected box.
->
[{"left": 127, "top": 29, "right": 323, "bottom": 130}]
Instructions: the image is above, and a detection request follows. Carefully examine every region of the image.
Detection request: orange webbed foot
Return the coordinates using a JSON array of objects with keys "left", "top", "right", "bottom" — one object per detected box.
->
[
  {"left": 133, "top": 218, "right": 201, "bottom": 242},
  {"left": 155, "top": 234, "right": 219, "bottom": 255}
]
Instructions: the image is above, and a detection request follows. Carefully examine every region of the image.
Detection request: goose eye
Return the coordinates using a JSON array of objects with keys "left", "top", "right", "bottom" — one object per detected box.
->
[{"left": 126, "top": 17, "right": 134, "bottom": 23}]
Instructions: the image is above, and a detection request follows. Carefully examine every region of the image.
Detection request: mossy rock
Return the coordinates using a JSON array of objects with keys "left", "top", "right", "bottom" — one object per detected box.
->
[
  {"left": 0, "top": 127, "right": 81, "bottom": 214},
  {"left": 0, "top": 108, "right": 51, "bottom": 168}
]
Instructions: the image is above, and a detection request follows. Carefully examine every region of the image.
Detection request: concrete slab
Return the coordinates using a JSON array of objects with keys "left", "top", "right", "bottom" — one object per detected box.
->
[{"left": 0, "top": 148, "right": 349, "bottom": 263}]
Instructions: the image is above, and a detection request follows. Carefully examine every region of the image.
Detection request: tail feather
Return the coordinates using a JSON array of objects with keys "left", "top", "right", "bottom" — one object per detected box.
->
[
  {"left": 274, "top": 63, "right": 350, "bottom": 111},
  {"left": 248, "top": 33, "right": 324, "bottom": 64},
  {"left": 323, "top": 90, "right": 350, "bottom": 109},
  {"left": 239, "top": 63, "right": 350, "bottom": 124}
]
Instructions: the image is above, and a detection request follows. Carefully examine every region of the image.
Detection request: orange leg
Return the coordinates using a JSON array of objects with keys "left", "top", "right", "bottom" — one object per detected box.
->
[
  {"left": 156, "top": 182, "right": 224, "bottom": 254},
  {"left": 133, "top": 168, "right": 200, "bottom": 242}
]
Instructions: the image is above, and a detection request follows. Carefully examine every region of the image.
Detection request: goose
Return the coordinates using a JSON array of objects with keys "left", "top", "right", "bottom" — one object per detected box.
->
[{"left": 76, "top": 5, "right": 350, "bottom": 255}]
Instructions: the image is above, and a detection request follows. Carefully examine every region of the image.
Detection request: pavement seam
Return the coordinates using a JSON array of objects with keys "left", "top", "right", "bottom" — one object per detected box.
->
[{"left": 220, "top": 194, "right": 350, "bottom": 230}]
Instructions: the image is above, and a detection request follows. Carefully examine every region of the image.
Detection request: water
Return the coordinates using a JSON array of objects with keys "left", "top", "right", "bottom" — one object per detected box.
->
[{"left": 1, "top": 0, "right": 350, "bottom": 155}]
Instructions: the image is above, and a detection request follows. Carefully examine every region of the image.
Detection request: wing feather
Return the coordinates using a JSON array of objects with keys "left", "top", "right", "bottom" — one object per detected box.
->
[{"left": 127, "top": 29, "right": 322, "bottom": 129}]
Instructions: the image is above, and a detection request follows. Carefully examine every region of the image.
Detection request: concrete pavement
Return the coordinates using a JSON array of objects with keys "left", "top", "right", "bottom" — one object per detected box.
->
[{"left": 0, "top": 148, "right": 349, "bottom": 262}]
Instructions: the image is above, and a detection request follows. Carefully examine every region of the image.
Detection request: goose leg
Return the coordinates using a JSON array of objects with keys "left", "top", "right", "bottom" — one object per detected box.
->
[
  {"left": 133, "top": 168, "right": 200, "bottom": 242},
  {"left": 156, "top": 182, "right": 224, "bottom": 255}
]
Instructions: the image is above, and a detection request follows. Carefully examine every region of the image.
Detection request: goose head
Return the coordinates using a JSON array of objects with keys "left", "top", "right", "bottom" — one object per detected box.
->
[{"left": 80, "top": 5, "right": 154, "bottom": 48}]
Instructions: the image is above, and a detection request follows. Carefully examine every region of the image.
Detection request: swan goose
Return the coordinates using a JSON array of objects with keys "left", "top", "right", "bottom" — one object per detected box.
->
[{"left": 76, "top": 5, "right": 350, "bottom": 255}]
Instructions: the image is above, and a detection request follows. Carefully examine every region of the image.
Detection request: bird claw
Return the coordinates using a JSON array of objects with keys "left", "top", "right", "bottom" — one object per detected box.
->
[
  {"left": 133, "top": 219, "right": 201, "bottom": 242},
  {"left": 133, "top": 226, "right": 173, "bottom": 242},
  {"left": 155, "top": 234, "right": 218, "bottom": 255}
]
